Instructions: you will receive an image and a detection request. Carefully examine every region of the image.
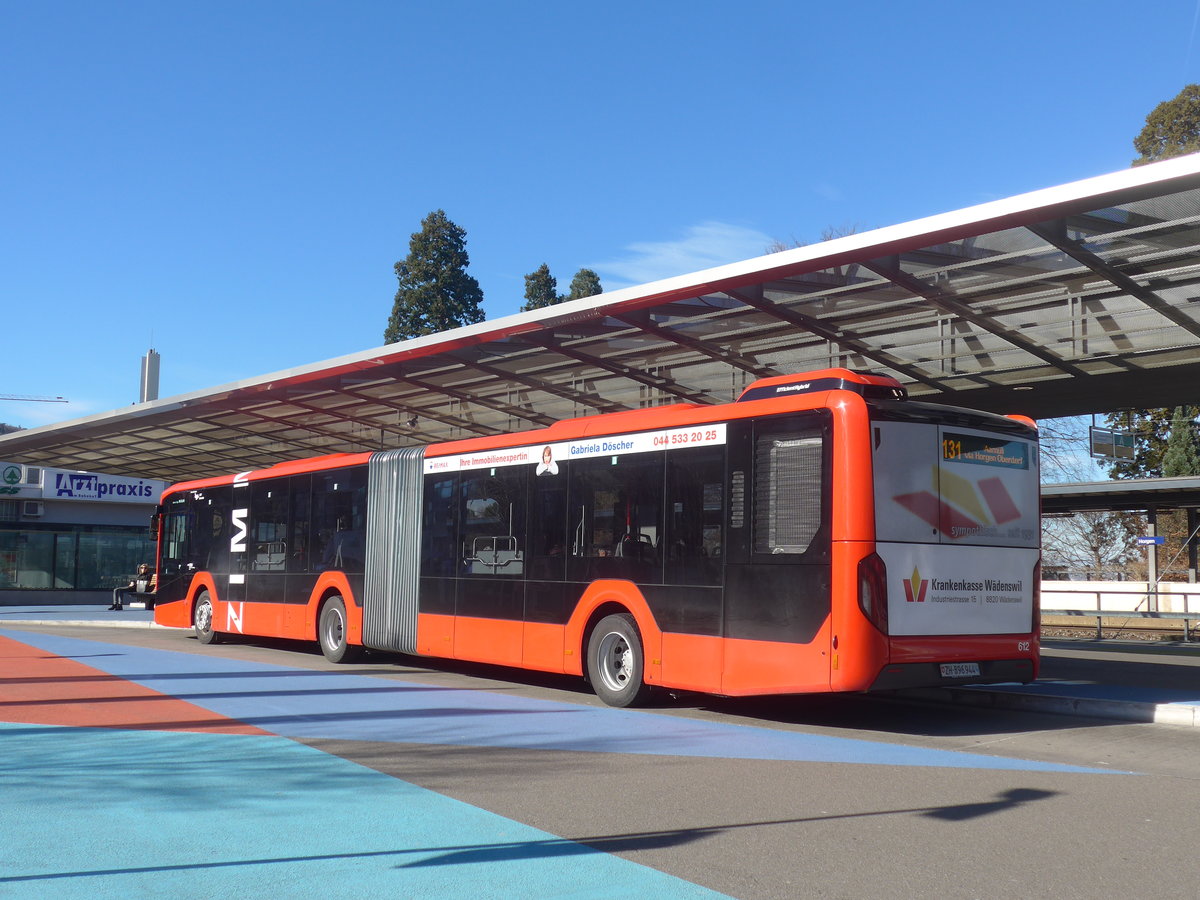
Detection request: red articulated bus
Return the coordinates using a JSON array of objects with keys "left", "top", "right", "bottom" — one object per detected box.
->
[{"left": 152, "top": 369, "right": 1040, "bottom": 707}]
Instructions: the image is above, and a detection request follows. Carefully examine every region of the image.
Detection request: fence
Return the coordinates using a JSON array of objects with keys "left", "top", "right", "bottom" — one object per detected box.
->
[{"left": 1041, "top": 580, "right": 1200, "bottom": 640}]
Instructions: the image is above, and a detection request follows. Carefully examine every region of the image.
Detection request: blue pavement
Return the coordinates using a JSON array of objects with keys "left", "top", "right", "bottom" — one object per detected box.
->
[
  {"left": 0, "top": 628, "right": 1114, "bottom": 774},
  {"left": 4, "top": 605, "right": 1200, "bottom": 727},
  {"left": 0, "top": 723, "right": 726, "bottom": 899},
  {"left": 0, "top": 618, "right": 1133, "bottom": 899},
  {"left": 0, "top": 604, "right": 158, "bottom": 625}
]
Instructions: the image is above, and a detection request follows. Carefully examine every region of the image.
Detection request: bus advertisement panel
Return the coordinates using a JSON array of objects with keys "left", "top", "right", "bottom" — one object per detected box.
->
[{"left": 873, "top": 420, "right": 1039, "bottom": 638}]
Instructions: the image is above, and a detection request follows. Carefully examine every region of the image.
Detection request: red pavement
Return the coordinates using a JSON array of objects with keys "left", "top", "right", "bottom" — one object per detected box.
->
[{"left": 0, "top": 634, "right": 268, "bottom": 734}]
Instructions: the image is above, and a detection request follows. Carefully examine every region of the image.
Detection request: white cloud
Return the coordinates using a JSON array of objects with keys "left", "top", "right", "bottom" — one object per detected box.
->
[
  {"left": 812, "top": 182, "right": 844, "bottom": 202},
  {"left": 591, "top": 221, "right": 773, "bottom": 289}
]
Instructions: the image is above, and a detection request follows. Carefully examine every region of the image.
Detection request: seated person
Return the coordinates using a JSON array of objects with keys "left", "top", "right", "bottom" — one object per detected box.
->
[{"left": 110, "top": 563, "right": 152, "bottom": 611}]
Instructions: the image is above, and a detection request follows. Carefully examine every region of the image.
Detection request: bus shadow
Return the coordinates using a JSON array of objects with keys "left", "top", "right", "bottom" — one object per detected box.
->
[
  {"left": 0, "top": 788, "right": 1058, "bottom": 884},
  {"left": 174, "top": 634, "right": 1141, "bottom": 737},
  {"left": 400, "top": 787, "right": 1060, "bottom": 867},
  {"left": 688, "top": 690, "right": 1121, "bottom": 738}
]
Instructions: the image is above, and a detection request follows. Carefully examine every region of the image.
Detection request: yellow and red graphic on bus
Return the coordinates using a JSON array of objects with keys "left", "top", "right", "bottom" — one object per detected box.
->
[
  {"left": 893, "top": 465, "right": 1023, "bottom": 541},
  {"left": 902, "top": 568, "right": 928, "bottom": 603}
]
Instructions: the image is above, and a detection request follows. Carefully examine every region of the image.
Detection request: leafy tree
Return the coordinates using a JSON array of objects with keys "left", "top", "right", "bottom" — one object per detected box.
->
[
  {"left": 520, "top": 263, "right": 559, "bottom": 312},
  {"left": 766, "top": 223, "right": 866, "bottom": 253},
  {"left": 1158, "top": 407, "right": 1200, "bottom": 581},
  {"left": 1037, "top": 416, "right": 1104, "bottom": 484},
  {"left": 1039, "top": 417, "right": 1143, "bottom": 580},
  {"left": 1133, "top": 84, "right": 1200, "bottom": 166},
  {"left": 385, "top": 210, "right": 484, "bottom": 343},
  {"left": 565, "top": 268, "right": 602, "bottom": 301},
  {"left": 1042, "top": 509, "right": 1143, "bottom": 580}
]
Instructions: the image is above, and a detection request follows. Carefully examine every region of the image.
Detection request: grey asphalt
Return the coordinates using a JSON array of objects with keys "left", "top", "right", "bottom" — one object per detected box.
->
[
  {"left": 6, "top": 611, "right": 1200, "bottom": 899},
  {"left": 4, "top": 604, "right": 1200, "bottom": 727}
]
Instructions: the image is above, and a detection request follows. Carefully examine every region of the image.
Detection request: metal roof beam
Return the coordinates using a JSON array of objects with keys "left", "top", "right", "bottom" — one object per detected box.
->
[
  {"left": 394, "top": 374, "right": 556, "bottom": 429},
  {"left": 861, "top": 256, "right": 1089, "bottom": 378},
  {"left": 1027, "top": 219, "right": 1200, "bottom": 341},
  {"left": 203, "top": 407, "right": 383, "bottom": 455},
  {"left": 449, "top": 354, "right": 627, "bottom": 414},
  {"left": 613, "top": 309, "right": 782, "bottom": 379},
  {"left": 722, "top": 287, "right": 953, "bottom": 391},
  {"left": 521, "top": 334, "right": 718, "bottom": 405},
  {"left": 322, "top": 388, "right": 493, "bottom": 439}
]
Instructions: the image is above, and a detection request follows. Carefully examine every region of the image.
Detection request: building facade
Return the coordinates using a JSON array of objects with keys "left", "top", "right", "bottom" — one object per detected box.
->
[{"left": 0, "top": 461, "right": 166, "bottom": 604}]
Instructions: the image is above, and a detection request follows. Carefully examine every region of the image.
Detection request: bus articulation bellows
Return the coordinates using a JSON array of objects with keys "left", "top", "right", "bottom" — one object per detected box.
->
[{"left": 152, "top": 368, "right": 1040, "bottom": 707}]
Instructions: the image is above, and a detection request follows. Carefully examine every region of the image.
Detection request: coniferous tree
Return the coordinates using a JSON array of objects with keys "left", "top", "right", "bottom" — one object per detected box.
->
[
  {"left": 1104, "top": 407, "right": 1200, "bottom": 479},
  {"left": 1162, "top": 406, "right": 1200, "bottom": 477},
  {"left": 520, "top": 263, "right": 559, "bottom": 312},
  {"left": 1152, "top": 407, "right": 1200, "bottom": 581},
  {"left": 1115, "top": 89, "right": 1200, "bottom": 472},
  {"left": 1103, "top": 409, "right": 1174, "bottom": 479},
  {"left": 565, "top": 268, "right": 603, "bottom": 301},
  {"left": 385, "top": 210, "right": 484, "bottom": 343}
]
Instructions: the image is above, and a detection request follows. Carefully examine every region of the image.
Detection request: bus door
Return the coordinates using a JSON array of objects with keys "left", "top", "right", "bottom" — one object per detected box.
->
[
  {"left": 155, "top": 486, "right": 233, "bottom": 612},
  {"left": 721, "top": 414, "right": 834, "bottom": 694},
  {"left": 156, "top": 496, "right": 193, "bottom": 606}
]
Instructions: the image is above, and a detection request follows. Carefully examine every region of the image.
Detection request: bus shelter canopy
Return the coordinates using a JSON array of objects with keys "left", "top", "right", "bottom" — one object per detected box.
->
[
  {"left": 8, "top": 155, "right": 1200, "bottom": 483},
  {"left": 1042, "top": 476, "right": 1200, "bottom": 513}
]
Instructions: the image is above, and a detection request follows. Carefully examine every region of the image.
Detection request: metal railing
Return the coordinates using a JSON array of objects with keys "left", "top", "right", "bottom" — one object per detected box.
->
[{"left": 1042, "top": 585, "right": 1199, "bottom": 640}]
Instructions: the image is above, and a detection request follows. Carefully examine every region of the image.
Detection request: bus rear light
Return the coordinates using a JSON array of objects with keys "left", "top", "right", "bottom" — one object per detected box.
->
[
  {"left": 1032, "top": 560, "right": 1041, "bottom": 632},
  {"left": 858, "top": 552, "right": 889, "bottom": 634}
]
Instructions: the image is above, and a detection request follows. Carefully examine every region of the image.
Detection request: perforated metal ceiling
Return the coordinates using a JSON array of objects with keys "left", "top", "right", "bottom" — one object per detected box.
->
[{"left": 8, "top": 154, "right": 1200, "bottom": 483}]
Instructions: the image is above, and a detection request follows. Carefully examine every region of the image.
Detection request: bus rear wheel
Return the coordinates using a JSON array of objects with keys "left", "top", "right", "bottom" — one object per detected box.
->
[
  {"left": 318, "top": 596, "right": 361, "bottom": 663},
  {"left": 587, "top": 613, "right": 650, "bottom": 708},
  {"left": 193, "top": 592, "right": 221, "bottom": 644}
]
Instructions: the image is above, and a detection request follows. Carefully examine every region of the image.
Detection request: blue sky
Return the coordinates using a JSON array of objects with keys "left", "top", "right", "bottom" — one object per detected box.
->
[{"left": 3, "top": 0, "right": 1200, "bottom": 431}]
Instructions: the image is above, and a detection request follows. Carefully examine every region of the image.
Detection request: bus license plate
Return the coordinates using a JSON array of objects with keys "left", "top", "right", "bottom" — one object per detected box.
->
[{"left": 940, "top": 662, "right": 980, "bottom": 678}]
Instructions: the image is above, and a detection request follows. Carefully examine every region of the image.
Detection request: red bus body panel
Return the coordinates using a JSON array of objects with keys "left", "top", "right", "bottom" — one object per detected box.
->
[{"left": 153, "top": 368, "right": 1039, "bottom": 702}]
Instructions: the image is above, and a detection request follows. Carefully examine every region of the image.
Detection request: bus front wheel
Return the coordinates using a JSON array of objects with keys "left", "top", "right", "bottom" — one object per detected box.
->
[
  {"left": 193, "top": 592, "right": 221, "bottom": 644},
  {"left": 318, "top": 596, "right": 361, "bottom": 663},
  {"left": 587, "top": 613, "right": 650, "bottom": 708}
]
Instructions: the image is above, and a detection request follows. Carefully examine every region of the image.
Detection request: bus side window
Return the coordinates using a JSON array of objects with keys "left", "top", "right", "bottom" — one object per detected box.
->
[
  {"left": 422, "top": 475, "right": 458, "bottom": 577},
  {"left": 665, "top": 445, "right": 724, "bottom": 586},
  {"left": 568, "top": 453, "right": 663, "bottom": 584},
  {"left": 250, "top": 480, "right": 289, "bottom": 572},
  {"left": 288, "top": 475, "right": 311, "bottom": 573},
  {"left": 460, "top": 469, "right": 526, "bottom": 577},
  {"left": 162, "top": 510, "right": 188, "bottom": 573},
  {"left": 312, "top": 468, "right": 367, "bottom": 572},
  {"left": 528, "top": 470, "right": 567, "bottom": 581}
]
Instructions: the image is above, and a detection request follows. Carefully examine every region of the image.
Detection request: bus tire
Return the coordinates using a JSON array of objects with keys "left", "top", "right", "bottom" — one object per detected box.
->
[
  {"left": 193, "top": 591, "right": 221, "bottom": 644},
  {"left": 318, "top": 596, "right": 360, "bottom": 663},
  {"left": 587, "top": 613, "right": 650, "bottom": 708}
]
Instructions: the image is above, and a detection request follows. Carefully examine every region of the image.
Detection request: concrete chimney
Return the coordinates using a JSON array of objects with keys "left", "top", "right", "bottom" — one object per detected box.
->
[{"left": 140, "top": 348, "right": 160, "bottom": 403}]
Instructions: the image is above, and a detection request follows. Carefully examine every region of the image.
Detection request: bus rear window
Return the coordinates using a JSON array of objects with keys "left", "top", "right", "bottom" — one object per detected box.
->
[{"left": 874, "top": 420, "right": 1038, "bottom": 549}]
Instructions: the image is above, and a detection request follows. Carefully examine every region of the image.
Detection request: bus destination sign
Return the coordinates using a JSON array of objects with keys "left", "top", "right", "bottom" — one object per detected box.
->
[{"left": 941, "top": 432, "right": 1029, "bottom": 470}]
